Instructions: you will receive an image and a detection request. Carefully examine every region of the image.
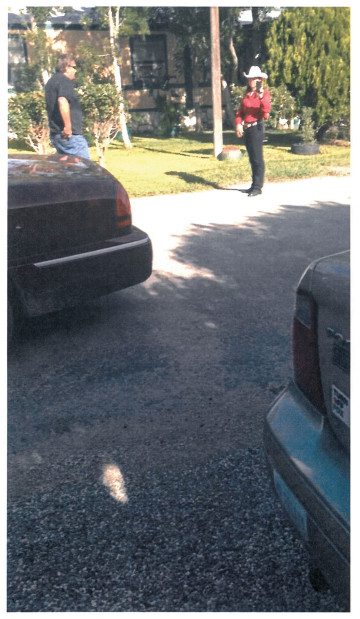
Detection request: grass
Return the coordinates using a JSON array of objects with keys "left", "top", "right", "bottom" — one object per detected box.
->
[{"left": 8, "top": 130, "right": 350, "bottom": 198}]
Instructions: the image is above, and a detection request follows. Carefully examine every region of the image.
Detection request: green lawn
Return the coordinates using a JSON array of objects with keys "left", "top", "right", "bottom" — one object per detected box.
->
[{"left": 8, "top": 130, "right": 350, "bottom": 198}]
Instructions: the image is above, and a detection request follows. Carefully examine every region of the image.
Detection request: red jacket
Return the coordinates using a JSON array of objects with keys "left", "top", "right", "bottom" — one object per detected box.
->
[{"left": 235, "top": 89, "right": 271, "bottom": 125}]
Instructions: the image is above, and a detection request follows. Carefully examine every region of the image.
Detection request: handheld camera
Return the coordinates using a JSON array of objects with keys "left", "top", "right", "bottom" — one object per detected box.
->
[{"left": 256, "top": 80, "right": 262, "bottom": 93}]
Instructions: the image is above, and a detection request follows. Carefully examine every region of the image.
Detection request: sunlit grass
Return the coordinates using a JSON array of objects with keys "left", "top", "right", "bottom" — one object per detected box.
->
[{"left": 8, "top": 130, "right": 350, "bottom": 198}]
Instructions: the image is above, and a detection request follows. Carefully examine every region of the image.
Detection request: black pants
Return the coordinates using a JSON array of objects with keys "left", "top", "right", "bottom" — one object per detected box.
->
[{"left": 244, "top": 122, "right": 265, "bottom": 190}]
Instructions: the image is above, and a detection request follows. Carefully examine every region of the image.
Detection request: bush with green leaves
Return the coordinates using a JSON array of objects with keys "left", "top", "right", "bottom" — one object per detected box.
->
[
  {"left": 319, "top": 119, "right": 350, "bottom": 143},
  {"left": 299, "top": 107, "right": 317, "bottom": 143},
  {"left": 229, "top": 84, "right": 244, "bottom": 113},
  {"left": 11, "top": 64, "right": 43, "bottom": 93},
  {"left": 268, "top": 84, "right": 297, "bottom": 129},
  {"left": 265, "top": 7, "right": 350, "bottom": 127},
  {"left": 154, "top": 92, "right": 186, "bottom": 136},
  {"left": 80, "top": 82, "right": 125, "bottom": 166},
  {"left": 8, "top": 91, "right": 51, "bottom": 154}
]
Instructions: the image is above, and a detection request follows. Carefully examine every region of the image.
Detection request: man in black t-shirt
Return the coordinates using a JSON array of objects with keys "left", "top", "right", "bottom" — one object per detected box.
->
[{"left": 45, "top": 53, "right": 90, "bottom": 159}]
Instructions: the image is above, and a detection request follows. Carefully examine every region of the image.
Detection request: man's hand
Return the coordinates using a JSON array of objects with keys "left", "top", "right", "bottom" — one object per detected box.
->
[
  {"left": 235, "top": 124, "right": 244, "bottom": 138},
  {"left": 61, "top": 126, "right": 72, "bottom": 139}
]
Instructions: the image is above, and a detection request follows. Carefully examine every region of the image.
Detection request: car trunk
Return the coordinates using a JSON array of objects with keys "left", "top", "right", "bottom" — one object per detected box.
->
[
  {"left": 8, "top": 157, "right": 120, "bottom": 265},
  {"left": 311, "top": 252, "right": 350, "bottom": 452}
]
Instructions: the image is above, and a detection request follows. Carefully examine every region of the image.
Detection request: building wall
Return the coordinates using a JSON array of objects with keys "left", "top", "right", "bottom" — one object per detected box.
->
[{"left": 9, "top": 25, "right": 214, "bottom": 132}]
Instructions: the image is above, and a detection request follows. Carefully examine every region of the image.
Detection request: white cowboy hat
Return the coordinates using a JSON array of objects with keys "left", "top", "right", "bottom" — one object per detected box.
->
[{"left": 243, "top": 66, "right": 268, "bottom": 79}]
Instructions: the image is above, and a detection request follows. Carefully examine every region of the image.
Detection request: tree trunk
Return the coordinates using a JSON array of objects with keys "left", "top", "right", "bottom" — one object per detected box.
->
[
  {"left": 108, "top": 7, "right": 132, "bottom": 149},
  {"left": 183, "top": 44, "right": 193, "bottom": 109},
  {"left": 194, "top": 99, "right": 203, "bottom": 132},
  {"left": 221, "top": 77, "right": 235, "bottom": 128},
  {"left": 99, "top": 147, "right": 106, "bottom": 168},
  {"left": 190, "top": 45, "right": 203, "bottom": 132},
  {"left": 228, "top": 35, "right": 238, "bottom": 85},
  {"left": 191, "top": 73, "right": 203, "bottom": 132},
  {"left": 251, "top": 7, "right": 262, "bottom": 64}
]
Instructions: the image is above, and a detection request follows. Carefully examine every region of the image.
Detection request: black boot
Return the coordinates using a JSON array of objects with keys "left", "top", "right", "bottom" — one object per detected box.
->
[
  {"left": 248, "top": 189, "right": 262, "bottom": 197},
  {"left": 240, "top": 187, "right": 253, "bottom": 194}
]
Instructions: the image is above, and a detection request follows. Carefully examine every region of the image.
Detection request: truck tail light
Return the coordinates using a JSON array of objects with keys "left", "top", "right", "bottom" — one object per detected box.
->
[
  {"left": 293, "top": 291, "right": 326, "bottom": 414},
  {"left": 115, "top": 184, "right": 132, "bottom": 231}
]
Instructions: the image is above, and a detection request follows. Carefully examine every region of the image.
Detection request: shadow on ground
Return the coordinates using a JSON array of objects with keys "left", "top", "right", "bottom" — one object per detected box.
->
[
  {"left": 9, "top": 198, "right": 350, "bottom": 460},
  {"left": 8, "top": 198, "right": 349, "bottom": 612},
  {"left": 165, "top": 170, "right": 224, "bottom": 189}
]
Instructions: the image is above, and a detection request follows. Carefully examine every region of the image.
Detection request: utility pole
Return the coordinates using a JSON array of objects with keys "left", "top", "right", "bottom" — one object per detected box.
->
[{"left": 210, "top": 6, "right": 223, "bottom": 158}]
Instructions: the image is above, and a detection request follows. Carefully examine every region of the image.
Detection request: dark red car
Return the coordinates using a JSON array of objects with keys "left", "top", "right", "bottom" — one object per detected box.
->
[{"left": 8, "top": 154, "right": 152, "bottom": 337}]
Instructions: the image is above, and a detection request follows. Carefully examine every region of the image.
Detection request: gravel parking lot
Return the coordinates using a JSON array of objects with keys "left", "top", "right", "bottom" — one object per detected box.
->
[{"left": 8, "top": 448, "right": 347, "bottom": 612}]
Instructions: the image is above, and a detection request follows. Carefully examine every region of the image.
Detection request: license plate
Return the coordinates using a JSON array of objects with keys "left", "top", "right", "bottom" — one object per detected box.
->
[
  {"left": 331, "top": 385, "right": 350, "bottom": 427},
  {"left": 273, "top": 471, "right": 308, "bottom": 540}
]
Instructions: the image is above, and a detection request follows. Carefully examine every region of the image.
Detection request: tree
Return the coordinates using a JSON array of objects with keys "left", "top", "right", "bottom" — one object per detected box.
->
[
  {"left": 81, "top": 6, "right": 151, "bottom": 149},
  {"left": 74, "top": 40, "right": 112, "bottom": 87},
  {"left": 218, "top": 7, "right": 244, "bottom": 128},
  {"left": 107, "top": 6, "right": 132, "bottom": 149},
  {"left": 10, "top": 6, "right": 152, "bottom": 161},
  {"left": 265, "top": 7, "right": 350, "bottom": 128},
  {"left": 249, "top": 7, "right": 275, "bottom": 67},
  {"left": 218, "top": 7, "right": 275, "bottom": 127},
  {"left": 219, "top": 7, "right": 243, "bottom": 86},
  {"left": 150, "top": 7, "right": 210, "bottom": 131},
  {"left": 74, "top": 41, "right": 124, "bottom": 165},
  {"left": 17, "top": 7, "right": 59, "bottom": 87}
]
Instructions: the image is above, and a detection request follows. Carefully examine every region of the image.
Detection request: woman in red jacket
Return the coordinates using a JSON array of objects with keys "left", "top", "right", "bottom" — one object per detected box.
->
[{"left": 235, "top": 66, "right": 271, "bottom": 197}]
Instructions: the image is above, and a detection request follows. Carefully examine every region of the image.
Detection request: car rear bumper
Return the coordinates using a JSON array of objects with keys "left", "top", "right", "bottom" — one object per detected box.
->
[
  {"left": 9, "top": 226, "right": 152, "bottom": 316},
  {"left": 264, "top": 382, "right": 350, "bottom": 603}
]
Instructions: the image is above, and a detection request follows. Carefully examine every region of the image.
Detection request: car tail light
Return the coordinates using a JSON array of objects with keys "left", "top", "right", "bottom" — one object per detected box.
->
[
  {"left": 293, "top": 290, "right": 326, "bottom": 413},
  {"left": 115, "top": 184, "right": 132, "bottom": 230}
]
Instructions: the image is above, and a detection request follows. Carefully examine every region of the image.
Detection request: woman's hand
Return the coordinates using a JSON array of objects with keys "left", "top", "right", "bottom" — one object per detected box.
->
[{"left": 235, "top": 124, "right": 244, "bottom": 138}]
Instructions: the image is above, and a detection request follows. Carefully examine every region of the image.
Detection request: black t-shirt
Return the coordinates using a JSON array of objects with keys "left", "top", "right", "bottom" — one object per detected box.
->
[{"left": 45, "top": 72, "right": 84, "bottom": 136}]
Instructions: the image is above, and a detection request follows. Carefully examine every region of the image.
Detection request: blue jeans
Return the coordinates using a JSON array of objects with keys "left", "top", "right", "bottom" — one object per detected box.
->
[{"left": 51, "top": 134, "right": 90, "bottom": 159}]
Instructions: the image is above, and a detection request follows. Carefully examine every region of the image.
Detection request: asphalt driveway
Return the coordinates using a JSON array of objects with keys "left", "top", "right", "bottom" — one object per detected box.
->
[{"left": 8, "top": 175, "right": 350, "bottom": 611}]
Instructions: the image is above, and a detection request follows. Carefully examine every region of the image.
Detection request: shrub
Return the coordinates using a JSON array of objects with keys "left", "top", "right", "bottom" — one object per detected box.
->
[
  {"left": 8, "top": 91, "right": 51, "bottom": 154},
  {"left": 154, "top": 92, "right": 186, "bottom": 137},
  {"left": 319, "top": 120, "right": 350, "bottom": 143},
  {"left": 300, "top": 107, "right": 317, "bottom": 143},
  {"left": 268, "top": 84, "right": 297, "bottom": 129},
  {"left": 80, "top": 82, "right": 124, "bottom": 166},
  {"left": 11, "top": 64, "right": 43, "bottom": 93},
  {"left": 229, "top": 84, "right": 244, "bottom": 113}
]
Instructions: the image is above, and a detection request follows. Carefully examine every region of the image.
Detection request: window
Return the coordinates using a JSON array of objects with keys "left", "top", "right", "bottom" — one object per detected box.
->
[
  {"left": 130, "top": 35, "right": 167, "bottom": 88},
  {"left": 8, "top": 34, "right": 27, "bottom": 85}
]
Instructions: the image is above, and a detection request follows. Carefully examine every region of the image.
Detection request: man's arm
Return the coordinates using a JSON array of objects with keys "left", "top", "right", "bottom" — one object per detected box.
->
[{"left": 58, "top": 97, "right": 72, "bottom": 137}]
